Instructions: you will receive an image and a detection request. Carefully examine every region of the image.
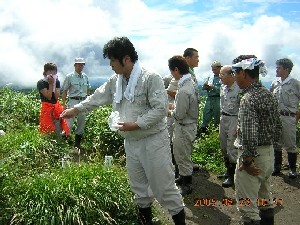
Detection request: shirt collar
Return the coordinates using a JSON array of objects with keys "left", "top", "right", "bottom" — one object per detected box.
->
[
  {"left": 75, "top": 71, "right": 83, "bottom": 78},
  {"left": 178, "top": 73, "right": 192, "bottom": 86},
  {"left": 280, "top": 75, "right": 292, "bottom": 85},
  {"left": 242, "top": 81, "right": 261, "bottom": 94},
  {"left": 188, "top": 67, "right": 195, "bottom": 76},
  {"left": 227, "top": 81, "right": 238, "bottom": 90}
]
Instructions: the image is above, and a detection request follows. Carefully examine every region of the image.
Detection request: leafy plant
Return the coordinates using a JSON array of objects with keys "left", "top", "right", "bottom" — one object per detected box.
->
[
  {"left": 192, "top": 128, "right": 224, "bottom": 174},
  {"left": 1, "top": 164, "right": 136, "bottom": 225},
  {"left": 84, "top": 106, "right": 124, "bottom": 158},
  {"left": 0, "top": 87, "right": 40, "bottom": 132}
]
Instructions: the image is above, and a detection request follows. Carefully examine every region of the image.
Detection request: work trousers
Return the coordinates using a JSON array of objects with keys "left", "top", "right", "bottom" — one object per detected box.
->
[
  {"left": 202, "top": 96, "right": 220, "bottom": 127},
  {"left": 277, "top": 115, "right": 297, "bottom": 153},
  {"left": 125, "top": 129, "right": 184, "bottom": 216},
  {"left": 173, "top": 123, "right": 197, "bottom": 176},
  {"left": 67, "top": 99, "right": 87, "bottom": 135},
  {"left": 219, "top": 115, "right": 238, "bottom": 163},
  {"left": 235, "top": 145, "right": 274, "bottom": 223}
]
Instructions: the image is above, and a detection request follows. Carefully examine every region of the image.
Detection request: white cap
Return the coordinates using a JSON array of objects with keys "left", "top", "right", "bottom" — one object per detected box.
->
[{"left": 74, "top": 57, "right": 85, "bottom": 64}]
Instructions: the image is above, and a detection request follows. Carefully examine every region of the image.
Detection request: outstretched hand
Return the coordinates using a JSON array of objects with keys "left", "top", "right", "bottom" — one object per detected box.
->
[
  {"left": 238, "top": 162, "right": 261, "bottom": 176},
  {"left": 60, "top": 108, "right": 79, "bottom": 119},
  {"left": 296, "top": 112, "right": 300, "bottom": 122}
]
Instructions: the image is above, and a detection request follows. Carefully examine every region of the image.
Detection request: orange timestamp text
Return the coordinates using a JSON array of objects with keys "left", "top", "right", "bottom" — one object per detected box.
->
[
  {"left": 194, "top": 197, "right": 283, "bottom": 207},
  {"left": 194, "top": 197, "right": 235, "bottom": 207}
]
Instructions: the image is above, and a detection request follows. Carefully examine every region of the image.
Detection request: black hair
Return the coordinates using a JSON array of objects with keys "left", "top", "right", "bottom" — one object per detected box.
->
[
  {"left": 232, "top": 55, "right": 259, "bottom": 79},
  {"left": 168, "top": 55, "right": 189, "bottom": 75},
  {"left": 276, "top": 58, "right": 293, "bottom": 74},
  {"left": 43, "top": 63, "right": 57, "bottom": 75},
  {"left": 103, "top": 36, "right": 138, "bottom": 66},
  {"left": 183, "top": 48, "right": 198, "bottom": 58}
]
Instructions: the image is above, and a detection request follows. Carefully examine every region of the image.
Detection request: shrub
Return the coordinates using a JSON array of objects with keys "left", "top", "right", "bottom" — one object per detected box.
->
[
  {"left": 84, "top": 106, "right": 125, "bottom": 158},
  {"left": 192, "top": 128, "right": 224, "bottom": 174},
  {"left": 0, "top": 87, "right": 40, "bottom": 132}
]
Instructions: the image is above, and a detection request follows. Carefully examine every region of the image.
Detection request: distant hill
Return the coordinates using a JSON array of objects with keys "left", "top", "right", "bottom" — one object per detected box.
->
[
  {"left": 0, "top": 76, "right": 109, "bottom": 91},
  {"left": 1, "top": 78, "right": 272, "bottom": 94},
  {"left": 89, "top": 77, "right": 108, "bottom": 89}
]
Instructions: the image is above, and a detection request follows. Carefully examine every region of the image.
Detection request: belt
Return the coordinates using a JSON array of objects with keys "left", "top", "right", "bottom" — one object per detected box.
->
[
  {"left": 222, "top": 111, "right": 237, "bottom": 116},
  {"left": 280, "top": 111, "right": 296, "bottom": 117},
  {"left": 178, "top": 123, "right": 193, "bottom": 126},
  {"left": 258, "top": 143, "right": 272, "bottom": 146},
  {"left": 69, "top": 96, "right": 87, "bottom": 100}
]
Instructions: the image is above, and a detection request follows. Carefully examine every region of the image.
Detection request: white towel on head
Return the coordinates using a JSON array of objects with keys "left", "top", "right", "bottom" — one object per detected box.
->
[{"left": 114, "top": 60, "right": 142, "bottom": 103}]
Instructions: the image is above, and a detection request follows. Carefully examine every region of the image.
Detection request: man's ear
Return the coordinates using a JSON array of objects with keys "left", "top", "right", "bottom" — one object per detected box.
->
[
  {"left": 122, "top": 55, "right": 131, "bottom": 65},
  {"left": 240, "top": 70, "right": 247, "bottom": 78}
]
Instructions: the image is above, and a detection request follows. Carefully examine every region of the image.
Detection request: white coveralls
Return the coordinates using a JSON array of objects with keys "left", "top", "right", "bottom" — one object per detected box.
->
[
  {"left": 74, "top": 67, "right": 184, "bottom": 215},
  {"left": 270, "top": 76, "right": 300, "bottom": 153},
  {"left": 166, "top": 77, "right": 178, "bottom": 141},
  {"left": 219, "top": 82, "right": 241, "bottom": 163},
  {"left": 172, "top": 75, "right": 199, "bottom": 176}
]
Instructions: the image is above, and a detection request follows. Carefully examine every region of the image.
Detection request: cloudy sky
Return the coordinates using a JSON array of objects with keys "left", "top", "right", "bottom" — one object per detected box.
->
[{"left": 1, "top": 0, "right": 300, "bottom": 88}]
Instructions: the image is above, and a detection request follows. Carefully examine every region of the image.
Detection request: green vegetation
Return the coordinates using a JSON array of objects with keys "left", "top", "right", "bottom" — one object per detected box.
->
[{"left": 0, "top": 87, "right": 223, "bottom": 224}]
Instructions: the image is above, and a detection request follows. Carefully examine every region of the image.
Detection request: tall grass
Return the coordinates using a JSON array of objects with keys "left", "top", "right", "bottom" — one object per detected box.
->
[
  {"left": 0, "top": 87, "right": 137, "bottom": 225},
  {"left": 1, "top": 164, "right": 135, "bottom": 225},
  {"left": 0, "top": 88, "right": 228, "bottom": 224}
]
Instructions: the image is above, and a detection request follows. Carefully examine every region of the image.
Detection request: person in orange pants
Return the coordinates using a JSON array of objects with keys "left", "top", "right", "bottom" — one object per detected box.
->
[{"left": 37, "top": 62, "right": 69, "bottom": 137}]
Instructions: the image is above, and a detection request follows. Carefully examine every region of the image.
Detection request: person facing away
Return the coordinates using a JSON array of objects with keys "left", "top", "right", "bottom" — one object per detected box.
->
[
  {"left": 167, "top": 47, "right": 200, "bottom": 100},
  {"left": 60, "top": 36, "right": 186, "bottom": 225},
  {"left": 37, "top": 62, "right": 69, "bottom": 137},
  {"left": 270, "top": 58, "right": 300, "bottom": 179},
  {"left": 218, "top": 65, "right": 241, "bottom": 188},
  {"left": 168, "top": 55, "right": 199, "bottom": 196},
  {"left": 232, "top": 55, "right": 281, "bottom": 225},
  {"left": 201, "top": 60, "right": 222, "bottom": 133},
  {"left": 62, "top": 57, "right": 91, "bottom": 149}
]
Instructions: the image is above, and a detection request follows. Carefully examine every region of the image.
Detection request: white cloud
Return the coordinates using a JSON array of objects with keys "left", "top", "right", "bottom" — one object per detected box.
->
[
  {"left": 0, "top": 0, "right": 299, "bottom": 88},
  {"left": 171, "top": 0, "right": 198, "bottom": 5}
]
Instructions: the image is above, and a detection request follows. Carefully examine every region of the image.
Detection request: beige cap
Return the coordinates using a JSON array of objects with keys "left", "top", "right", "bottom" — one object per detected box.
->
[{"left": 211, "top": 60, "right": 222, "bottom": 67}]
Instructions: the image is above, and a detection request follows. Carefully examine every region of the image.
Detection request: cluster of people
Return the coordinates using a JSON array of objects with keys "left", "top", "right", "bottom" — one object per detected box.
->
[
  {"left": 37, "top": 57, "right": 91, "bottom": 150},
  {"left": 37, "top": 36, "right": 299, "bottom": 225}
]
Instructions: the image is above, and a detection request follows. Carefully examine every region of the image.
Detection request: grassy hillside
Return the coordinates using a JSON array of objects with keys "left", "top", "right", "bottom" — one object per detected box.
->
[{"left": 0, "top": 87, "right": 223, "bottom": 225}]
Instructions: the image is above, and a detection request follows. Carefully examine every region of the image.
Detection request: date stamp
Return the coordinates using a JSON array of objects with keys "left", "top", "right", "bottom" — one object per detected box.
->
[
  {"left": 256, "top": 198, "right": 283, "bottom": 207},
  {"left": 193, "top": 197, "right": 235, "bottom": 207},
  {"left": 194, "top": 197, "right": 283, "bottom": 207}
]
